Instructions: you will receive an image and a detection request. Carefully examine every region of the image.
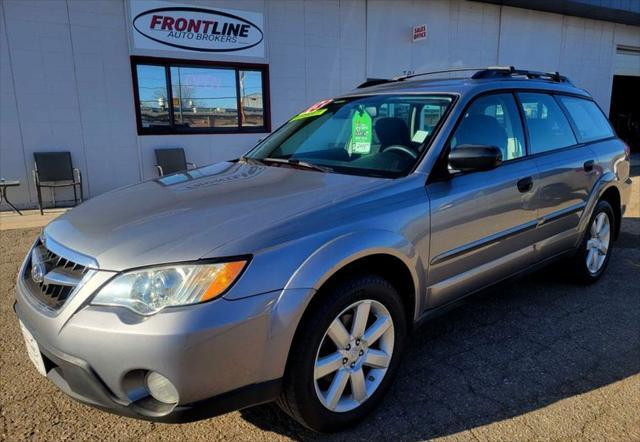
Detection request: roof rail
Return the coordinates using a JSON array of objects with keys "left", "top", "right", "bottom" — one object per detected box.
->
[
  {"left": 394, "top": 67, "right": 500, "bottom": 81},
  {"left": 356, "top": 67, "right": 489, "bottom": 88},
  {"left": 472, "top": 66, "right": 572, "bottom": 83},
  {"left": 356, "top": 66, "right": 571, "bottom": 88}
]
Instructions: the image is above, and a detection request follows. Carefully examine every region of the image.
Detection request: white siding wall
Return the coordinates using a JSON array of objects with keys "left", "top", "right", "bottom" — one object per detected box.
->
[
  {"left": 0, "top": 0, "right": 367, "bottom": 208},
  {"left": 133, "top": 0, "right": 366, "bottom": 182},
  {"left": 613, "top": 24, "right": 640, "bottom": 76},
  {"left": 0, "top": 2, "right": 30, "bottom": 205},
  {"left": 367, "top": 0, "right": 501, "bottom": 77},
  {"left": 366, "top": 1, "right": 640, "bottom": 114},
  {"left": 498, "top": 8, "right": 616, "bottom": 112},
  {"left": 1, "top": 0, "right": 638, "bottom": 208}
]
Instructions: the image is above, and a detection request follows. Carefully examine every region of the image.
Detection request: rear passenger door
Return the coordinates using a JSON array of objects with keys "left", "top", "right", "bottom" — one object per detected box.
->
[{"left": 517, "top": 92, "right": 600, "bottom": 260}]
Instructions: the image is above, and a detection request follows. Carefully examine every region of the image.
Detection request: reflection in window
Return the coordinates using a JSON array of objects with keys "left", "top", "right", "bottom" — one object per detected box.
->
[
  {"left": 420, "top": 104, "right": 445, "bottom": 133},
  {"left": 171, "top": 67, "right": 238, "bottom": 128},
  {"left": 557, "top": 96, "right": 613, "bottom": 143},
  {"left": 518, "top": 93, "right": 577, "bottom": 154},
  {"left": 132, "top": 58, "right": 269, "bottom": 134},
  {"left": 240, "top": 70, "right": 264, "bottom": 127},
  {"left": 452, "top": 94, "right": 526, "bottom": 161},
  {"left": 136, "top": 65, "right": 169, "bottom": 128}
]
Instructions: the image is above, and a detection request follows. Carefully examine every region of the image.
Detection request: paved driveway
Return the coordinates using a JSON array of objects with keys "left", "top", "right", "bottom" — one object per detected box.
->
[{"left": 1, "top": 176, "right": 638, "bottom": 441}]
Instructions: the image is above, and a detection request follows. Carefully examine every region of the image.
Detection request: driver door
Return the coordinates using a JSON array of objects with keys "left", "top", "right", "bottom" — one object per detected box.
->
[{"left": 425, "top": 93, "right": 539, "bottom": 308}]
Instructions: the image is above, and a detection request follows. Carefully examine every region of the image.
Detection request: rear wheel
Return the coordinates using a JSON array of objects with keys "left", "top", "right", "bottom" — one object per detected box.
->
[
  {"left": 570, "top": 200, "right": 615, "bottom": 283},
  {"left": 277, "top": 274, "right": 407, "bottom": 432}
]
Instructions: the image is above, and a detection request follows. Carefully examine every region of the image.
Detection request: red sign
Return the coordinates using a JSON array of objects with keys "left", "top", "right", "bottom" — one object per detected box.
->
[{"left": 413, "top": 24, "right": 427, "bottom": 42}]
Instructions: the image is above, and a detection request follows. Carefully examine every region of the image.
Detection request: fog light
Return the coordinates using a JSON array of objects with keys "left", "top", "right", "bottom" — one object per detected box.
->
[{"left": 145, "top": 371, "right": 179, "bottom": 404}]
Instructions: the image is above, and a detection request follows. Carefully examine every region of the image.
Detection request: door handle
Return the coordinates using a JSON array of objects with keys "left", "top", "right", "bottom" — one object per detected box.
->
[
  {"left": 517, "top": 176, "right": 533, "bottom": 193},
  {"left": 583, "top": 160, "right": 595, "bottom": 172}
]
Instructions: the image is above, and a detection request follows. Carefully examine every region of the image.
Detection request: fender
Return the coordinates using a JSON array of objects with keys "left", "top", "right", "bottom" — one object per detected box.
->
[
  {"left": 258, "top": 230, "right": 425, "bottom": 380},
  {"left": 284, "top": 229, "right": 425, "bottom": 320},
  {"left": 576, "top": 171, "right": 620, "bottom": 245}
]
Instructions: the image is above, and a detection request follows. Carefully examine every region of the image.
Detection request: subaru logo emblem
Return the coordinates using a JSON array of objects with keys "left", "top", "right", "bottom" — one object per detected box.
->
[{"left": 31, "top": 263, "right": 46, "bottom": 284}]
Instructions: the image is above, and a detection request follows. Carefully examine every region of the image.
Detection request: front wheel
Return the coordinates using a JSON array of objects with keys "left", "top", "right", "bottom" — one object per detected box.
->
[
  {"left": 277, "top": 274, "right": 407, "bottom": 432},
  {"left": 570, "top": 200, "right": 615, "bottom": 283}
]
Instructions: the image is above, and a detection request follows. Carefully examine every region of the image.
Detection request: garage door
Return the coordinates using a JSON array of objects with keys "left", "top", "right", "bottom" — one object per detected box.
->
[{"left": 614, "top": 45, "right": 640, "bottom": 76}]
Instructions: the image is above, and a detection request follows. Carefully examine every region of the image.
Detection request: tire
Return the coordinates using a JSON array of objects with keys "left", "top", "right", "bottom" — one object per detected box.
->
[
  {"left": 570, "top": 200, "right": 615, "bottom": 284},
  {"left": 277, "top": 273, "right": 407, "bottom": 432}
]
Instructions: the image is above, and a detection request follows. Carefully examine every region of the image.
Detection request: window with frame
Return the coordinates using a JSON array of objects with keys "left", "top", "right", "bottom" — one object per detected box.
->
[
  {"left": 132, "top": 57, "right": 270, "bottom": 135},
  {"left": 451, "top": 93, "right": 526, "bottom": 161},
  {"left": 517, "top": 92, "right": 577, "bottom": 154},
  {"left": 557, "top": 96, "right": 614, "bottom": 143}
]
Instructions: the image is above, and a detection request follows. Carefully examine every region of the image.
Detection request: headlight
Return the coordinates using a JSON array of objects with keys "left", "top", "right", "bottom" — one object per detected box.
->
[{"left": 91, "top": 261, "right": 247, "bottom": 315}]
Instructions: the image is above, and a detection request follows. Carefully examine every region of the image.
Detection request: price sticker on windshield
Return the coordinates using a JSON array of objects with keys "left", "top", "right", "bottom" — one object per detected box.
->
[{"left": 350, "top": 107, "right": 373, "bottom": 154}]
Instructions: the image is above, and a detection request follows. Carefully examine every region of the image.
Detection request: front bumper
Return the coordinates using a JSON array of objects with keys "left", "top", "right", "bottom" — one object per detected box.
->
[
  {"left": 14, "top": 326, "right": 281, "bottom": 422},
  {"left": 15, "top": 273, "right": 313, "bottom": 422}
]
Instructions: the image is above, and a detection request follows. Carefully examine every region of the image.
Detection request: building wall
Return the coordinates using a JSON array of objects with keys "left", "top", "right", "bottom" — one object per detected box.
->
[
  {"left": 130, "top": 0, "right": 366, "bottom": 184},
  {"left": 0, "top": 0, "right": 367, "bottom": 208},
  {"left": 367, "top": 0, "right": 640, "bottom": 113},
  {"left": 1, "top": 0, "right": 137, "bottom": 206},
  {"left": 1, "top": 0, "right": 638, "bottom": 209}
]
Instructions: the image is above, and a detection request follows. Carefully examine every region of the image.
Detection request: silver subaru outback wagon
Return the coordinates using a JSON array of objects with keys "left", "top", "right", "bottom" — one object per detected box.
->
[{"left": 15, "top": 67, "right": 631, "bottom": 432}]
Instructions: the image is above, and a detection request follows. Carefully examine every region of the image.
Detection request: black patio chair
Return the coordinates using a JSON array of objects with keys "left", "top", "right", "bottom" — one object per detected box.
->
[
  {"left": 33, "top": 152, "right": 83, "bottom": 215},
  {"left": 154, "top": 148, "right": 197, "bottom": 176}
]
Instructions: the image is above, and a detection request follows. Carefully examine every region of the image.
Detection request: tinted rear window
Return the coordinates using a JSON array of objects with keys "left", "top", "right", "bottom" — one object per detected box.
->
[{"left": 558, "top": 96, "right": 614, "bottom": 143}]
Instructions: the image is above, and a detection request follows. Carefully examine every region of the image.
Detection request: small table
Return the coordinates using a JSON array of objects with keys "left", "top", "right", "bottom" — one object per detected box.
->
[{"left": 0, "top": 180, "right": 22, "bottom": 215}]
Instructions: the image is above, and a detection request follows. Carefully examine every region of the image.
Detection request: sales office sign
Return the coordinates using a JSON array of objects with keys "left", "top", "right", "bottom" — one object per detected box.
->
[{"left": 130, "top": 0, "right": 265, "bottom": 57}]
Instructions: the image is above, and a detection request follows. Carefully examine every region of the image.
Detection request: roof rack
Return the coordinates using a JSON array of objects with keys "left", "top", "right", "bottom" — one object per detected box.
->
[
  {"left": 356, "top": 66, "right": 571, "bottom": 88},
  {"left": 471, "top": 66, "right": 571, "bottom": 83}
]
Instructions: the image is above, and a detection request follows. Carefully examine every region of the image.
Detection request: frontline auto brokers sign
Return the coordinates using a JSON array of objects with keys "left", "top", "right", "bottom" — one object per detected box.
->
[{"left": 130, "top": 1, "right": 264, "bottom": 57}]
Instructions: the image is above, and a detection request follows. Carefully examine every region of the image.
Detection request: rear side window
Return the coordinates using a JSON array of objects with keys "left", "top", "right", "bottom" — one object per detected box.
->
[
  {"left": 557, "top": 96, "right": 614, "bottom": 143},
  {"left": 518, "top": 93, "right": 577, "bottom": 154}
]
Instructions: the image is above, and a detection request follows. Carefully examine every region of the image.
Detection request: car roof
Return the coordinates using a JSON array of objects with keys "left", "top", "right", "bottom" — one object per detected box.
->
[{"left": 340, "top": 70, "right": 592, "bottom": 100}]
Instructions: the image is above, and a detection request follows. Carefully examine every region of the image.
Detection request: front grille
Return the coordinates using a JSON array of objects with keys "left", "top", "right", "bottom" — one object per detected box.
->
[{"left": 24, "top": 240, "right": 89, "bottom": 310}]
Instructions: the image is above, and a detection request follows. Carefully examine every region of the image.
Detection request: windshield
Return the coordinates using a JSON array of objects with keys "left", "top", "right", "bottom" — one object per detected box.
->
[{"left": 246, "top": 94, "right": 454, "bottom": 178}]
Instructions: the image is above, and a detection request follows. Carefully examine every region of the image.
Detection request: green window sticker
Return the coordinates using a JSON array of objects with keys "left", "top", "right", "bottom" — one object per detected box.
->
[{"left": 350, "top": 107, "right": 372, "bottom": 154}]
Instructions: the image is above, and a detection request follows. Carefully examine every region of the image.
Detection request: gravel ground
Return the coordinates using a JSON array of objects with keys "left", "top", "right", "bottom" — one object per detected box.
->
[{"left": 1, "top": 179, "right": 638, "bottom": 441}]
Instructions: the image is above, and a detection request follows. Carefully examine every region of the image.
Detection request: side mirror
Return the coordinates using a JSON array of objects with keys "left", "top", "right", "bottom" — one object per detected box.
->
[{"left": 448, "top": 144, "right": 503, "bottom": 173}]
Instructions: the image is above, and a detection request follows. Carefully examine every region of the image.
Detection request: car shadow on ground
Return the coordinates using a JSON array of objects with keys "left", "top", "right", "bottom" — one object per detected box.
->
[{"left": 240, "top": 218, "right": 640, "bottom": 440}]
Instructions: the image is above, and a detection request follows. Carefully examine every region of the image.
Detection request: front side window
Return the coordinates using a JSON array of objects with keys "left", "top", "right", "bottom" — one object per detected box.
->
[
  {"left": 132, "top": 57, "right": 269, "bottom": 134},
  {"left": 451, "top": 93, "right": 526, "bottom": 161},
  {"left": 518, "top": 92, "right": 577, "bottom": 154},
  {"left": 557, "top": 96, "right": 614, "bottom": 143},
  {"left": 247, "top": 95, "right": 453, "bottom": 178}
]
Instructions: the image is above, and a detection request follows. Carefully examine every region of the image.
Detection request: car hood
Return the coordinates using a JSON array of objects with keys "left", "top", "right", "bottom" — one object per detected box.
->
[{"left": 44, "top": 162, "right": 384, "bottom": 271}]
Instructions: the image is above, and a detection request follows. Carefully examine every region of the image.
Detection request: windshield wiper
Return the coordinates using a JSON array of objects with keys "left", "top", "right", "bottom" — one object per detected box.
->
[
  {"left": 238, "top": 156, "right": 267, "bottom": 166},
  {"left": 262, "top": 157, "right": 333, "bottom": 173},
  {"left": 239, "top": 156, "right": 332, "bottom": 173}
]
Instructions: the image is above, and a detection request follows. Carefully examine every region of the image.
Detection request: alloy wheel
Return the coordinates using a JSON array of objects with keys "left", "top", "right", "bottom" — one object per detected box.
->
[
  {"left": 586, "top": 212, "right": 611, "bottom": 274},
  {"left": 313, "top": 299, "right": 395, "bottom": 413}
]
